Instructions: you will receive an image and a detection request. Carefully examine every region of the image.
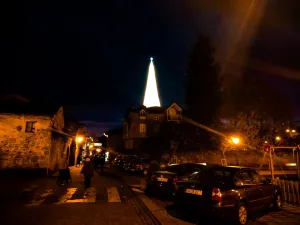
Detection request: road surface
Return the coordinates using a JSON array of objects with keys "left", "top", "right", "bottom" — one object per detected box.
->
[{"left": 0, "top": 166, "right": 158, "bottom": 225}]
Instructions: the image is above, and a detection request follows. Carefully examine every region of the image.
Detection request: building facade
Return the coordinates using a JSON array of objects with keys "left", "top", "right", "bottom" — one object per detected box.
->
[
  {"left": 0, "top": 104, "right": 73, "bottom": 171},
  {"left": 123, "top": 103, "right": 183, "bottom": 149}
]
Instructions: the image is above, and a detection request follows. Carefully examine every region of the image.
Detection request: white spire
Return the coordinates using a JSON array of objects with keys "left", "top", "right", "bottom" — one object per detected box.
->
[{"left": 143, "top": 57, "right": 161, "bottom": 108}]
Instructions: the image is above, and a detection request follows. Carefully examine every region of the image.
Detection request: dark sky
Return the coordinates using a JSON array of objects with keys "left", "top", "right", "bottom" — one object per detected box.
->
[{"left": 4, "top": 1, "right": 300, "bottom": 134}]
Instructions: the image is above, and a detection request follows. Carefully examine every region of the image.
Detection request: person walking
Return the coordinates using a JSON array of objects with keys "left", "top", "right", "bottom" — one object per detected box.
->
[
  {"left": 76, "top": 154, "right": 82, "bottom": 167},
  {"left": 99, "top": 152, "right": 106, "bottom": 173},
  {"left": 57, "top": 158, "right": 69, "bottom": 186},
  {"left": 80, "top": 157, "right": 94, "bottom": 188}
]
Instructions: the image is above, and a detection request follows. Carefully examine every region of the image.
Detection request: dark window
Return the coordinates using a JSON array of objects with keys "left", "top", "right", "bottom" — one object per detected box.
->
[
  {"left": 249, "top": 171, "right": 265, "bottom": 184},
  {"left": 140, "top": 110, "right": 146, "bottom": 117},
  {"left": 189, "top": 171, "right": 200, "bottom": 180},
  {"left": 185, "top": 164, "right": 205, "bottom": 174},
  {"left": 154, "top": 117, "right": 159, "bottom": 120},
  {"left": 25, "top": 121, "right": 36, "bottom": 133},
  {"left": 198, "top": 168, "right": 233, "bottom": 184},
  {"left": 164, "top": 165, "right": 183, "bottom": 174},
  {"left": 154, "top": 124, "right": 160, "bottom": 132},
  {"left": 236, "top": 171, "right": 253, "bottom": 185}
]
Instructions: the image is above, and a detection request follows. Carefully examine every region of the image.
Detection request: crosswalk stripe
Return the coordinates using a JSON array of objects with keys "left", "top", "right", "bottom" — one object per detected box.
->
[
  {"left": 107, "top": 187, "right": 121, "bottom": 203},
  {"left": 22, "top": 186, "right": 123, "bottom": 205},
  {"left": 131, "top": 187, "right": 144, "bottom": 194},
  {"left": 83, "top": 187, "right": 96, "bottom": 203},
  {"left": 55, "top": 188, "right": 77, "bottom": 204},
  {"left": 65, "top": 187, "right": 96, "bottom": 203},
  {"left": 25, "top": 189, "right": 54, "bottom": 206}
]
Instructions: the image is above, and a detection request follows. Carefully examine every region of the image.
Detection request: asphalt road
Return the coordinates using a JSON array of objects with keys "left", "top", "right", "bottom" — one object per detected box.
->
[
  {"left": 0, "top": 166, "right": 158, "bottom": 225},
  {"left": 121, "top": 169, "right": 300, "bottom": 225}
]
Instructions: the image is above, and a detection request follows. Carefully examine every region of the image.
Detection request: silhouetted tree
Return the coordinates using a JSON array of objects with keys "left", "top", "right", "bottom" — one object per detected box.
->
[
  {"left": 185, "top": 34, "right": 220, "bottom": 126},
  {"left": 185, "top": 34, "right": 221, "bottom": 147}
]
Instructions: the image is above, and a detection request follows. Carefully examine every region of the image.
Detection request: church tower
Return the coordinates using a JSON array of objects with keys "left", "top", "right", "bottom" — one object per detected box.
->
[{"left": 143, "top": 57, "right": 161, "bottom": 108}]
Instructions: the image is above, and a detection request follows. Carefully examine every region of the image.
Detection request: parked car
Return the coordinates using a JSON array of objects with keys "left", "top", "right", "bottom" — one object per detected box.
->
[
  {"left": 129, "top": 158, "right": 150, "bottom": 174},
  {"left": 123, "top": 156, "right": 138, "bottom": 171},
  {"left": 173, "top": 165, "right": 283, "bottom": 225},
  {"left": 146, "top": 163, "right": 206, "bottom": 199},
  {"left": 112, "top": 155, "right": 123, "bottom": 167},
  {"left": 121, "top": 155, "right": 138, "bottom": 170}
]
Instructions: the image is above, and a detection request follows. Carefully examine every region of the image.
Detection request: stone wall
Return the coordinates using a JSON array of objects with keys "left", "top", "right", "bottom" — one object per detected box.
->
[{"left": 0, "top": 113, "right": 52, "bottom": 169}]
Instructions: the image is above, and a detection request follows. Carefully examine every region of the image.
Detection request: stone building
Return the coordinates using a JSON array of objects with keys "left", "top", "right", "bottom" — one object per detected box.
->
[
  {"left": 0, "top": 103, "right": 73, "bottom": 171},
  {"left": 123, "top": 103, "right": 183, "bottom": 149}
]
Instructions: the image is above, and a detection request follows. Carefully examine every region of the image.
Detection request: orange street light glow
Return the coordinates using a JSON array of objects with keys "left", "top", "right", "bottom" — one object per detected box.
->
[{"left": 77, "top": 136, "right": 83, "bottom": 143}]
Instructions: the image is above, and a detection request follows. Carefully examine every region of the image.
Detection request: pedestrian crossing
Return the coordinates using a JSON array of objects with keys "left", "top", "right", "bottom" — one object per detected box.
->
[{"left": 22, "top": 186, "right": 122, "bottom": 206}]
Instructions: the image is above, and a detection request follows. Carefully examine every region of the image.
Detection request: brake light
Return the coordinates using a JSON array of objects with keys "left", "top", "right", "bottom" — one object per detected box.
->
[
  {"left": 212, "top": 188, "right": 222, "bottom": 202},
  {"left": 151, "top": 175, "right": 156, "bottom": 181},
  {"left": 173, "top": 177, "right": 179, "bottom": 184}
]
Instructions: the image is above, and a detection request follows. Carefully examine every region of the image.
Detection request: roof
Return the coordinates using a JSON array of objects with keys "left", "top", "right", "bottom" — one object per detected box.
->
[
  {"left": 146, "top": 107, "right": 165, "bottom": 113},
  {"left": 0, "top": 103, "right": 62, "bottom": 116}
]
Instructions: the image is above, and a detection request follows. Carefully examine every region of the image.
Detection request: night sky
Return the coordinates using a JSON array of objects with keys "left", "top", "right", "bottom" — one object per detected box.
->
[{"left": 4, "top": 1, "right": 300, "bottom": 135}]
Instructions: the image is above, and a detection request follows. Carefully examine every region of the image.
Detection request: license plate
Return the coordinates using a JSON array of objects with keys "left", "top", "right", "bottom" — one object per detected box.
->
[
  {"left": 185, "top": 189, "right": 202, "bottom": 195},
  {"left": 157, "top": 177, "right": 168, "bottom": 182},
  {"left": 130, "top": 169, "right": 135, "bottom": 171}
]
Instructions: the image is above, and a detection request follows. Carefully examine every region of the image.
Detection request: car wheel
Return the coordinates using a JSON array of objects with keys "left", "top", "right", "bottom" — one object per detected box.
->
[
  {"left": 274, "top": 194, "right": 283, "bottom": 211},
  {"left": 236, "top": 203, "right": 248, "bottom": 225}
]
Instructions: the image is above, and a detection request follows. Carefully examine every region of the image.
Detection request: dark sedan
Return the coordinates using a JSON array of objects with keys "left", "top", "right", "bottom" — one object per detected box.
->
[
  {"left": 173, "top": 165, "right": 283, "bottom": 225},
  {"left": 146, "top": 163, "right": 206, "bottom": 199}
]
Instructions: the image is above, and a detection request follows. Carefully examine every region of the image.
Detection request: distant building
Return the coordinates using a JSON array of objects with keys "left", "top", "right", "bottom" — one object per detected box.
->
[
  {"left": 123, "top": 103, "right": 183, "bottom": 149},
  {"left": 122, "top": 58, "right": 186, "bottom": 150},
  {"left": 0, "top": 103, "right": 74, "bottom": 171}
]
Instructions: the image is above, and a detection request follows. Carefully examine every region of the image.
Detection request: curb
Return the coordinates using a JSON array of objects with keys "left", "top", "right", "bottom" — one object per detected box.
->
[
  {"left": 125, "top": 184, "right": 194, "bottom": 225},
  {"left": 124, "top": 183, "right": 162, "bottom": 225}
]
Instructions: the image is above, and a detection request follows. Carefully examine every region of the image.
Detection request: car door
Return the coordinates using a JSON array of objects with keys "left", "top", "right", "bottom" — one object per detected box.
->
[
  {"left": 249, "top": 170, "right": 274, "bottom": 207},
  {"left": 235, "top": 170, "right": 263, "bottom": 211}
]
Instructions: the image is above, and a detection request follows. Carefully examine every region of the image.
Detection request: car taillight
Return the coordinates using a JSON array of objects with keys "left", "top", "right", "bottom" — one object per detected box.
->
[
  {"left": 212, "top": 188, "right": 222, "bottom": 202},
  {"left": 151, "top": 175, "right": 156, "bottom": 181},
  {"left": 172, "top": 177, "right": 179, "bottom": 184}
]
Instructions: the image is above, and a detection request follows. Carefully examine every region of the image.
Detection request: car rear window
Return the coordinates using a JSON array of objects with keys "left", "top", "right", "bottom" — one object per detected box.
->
[
  {"left": 164, "top": 165, "right": 181, "bottom": 173},
  {"left": 163, "top": 164, "right": 203, "bottom": 176},
  {"left": 199, "top": 168, "right": 233, "bottom": 184}
]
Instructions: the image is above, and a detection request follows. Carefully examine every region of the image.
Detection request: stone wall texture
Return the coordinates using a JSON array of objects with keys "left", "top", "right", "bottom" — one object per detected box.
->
[{"left": 0, "top": 113, "right": 53, "bottom": 169}]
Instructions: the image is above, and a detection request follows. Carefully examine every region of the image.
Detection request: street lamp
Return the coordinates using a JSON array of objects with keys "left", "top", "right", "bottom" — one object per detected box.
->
[
  {"left": 228, "top": 136, "right": 240, "bottom": 145},
  {"left": 76, "top": 136, "right": 83, "bottom": 143},
  {"left": 275, "top": 136, "right": 281, "bottom": 141}
]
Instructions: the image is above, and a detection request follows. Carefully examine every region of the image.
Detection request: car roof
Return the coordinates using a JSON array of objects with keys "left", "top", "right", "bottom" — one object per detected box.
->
[{"left": 204, "top": 165, "right": 255, "bottom": 172}]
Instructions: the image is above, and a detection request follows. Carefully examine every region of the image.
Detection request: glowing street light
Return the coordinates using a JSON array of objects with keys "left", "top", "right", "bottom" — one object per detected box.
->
[
  {"left": 275, "top": 136, "right": 281, "bottom": 141},
  {"left": 76, "top": 136, "right": 83, "bottom": 143},
  {"left": 228, "top": 137, "right": 240, "bottom": 145}
]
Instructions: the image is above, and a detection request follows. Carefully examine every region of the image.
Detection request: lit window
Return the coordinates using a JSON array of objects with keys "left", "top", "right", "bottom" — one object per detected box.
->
[
  {"left": 25, "top": 121, "right": 36, "bottom": 133},
  {"left": 140, "top": 124, "right": 146, "bottom": 133}
]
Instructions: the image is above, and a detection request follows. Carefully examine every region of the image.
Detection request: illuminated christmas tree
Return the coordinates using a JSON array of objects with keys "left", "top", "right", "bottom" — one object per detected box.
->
[{"left": 143, "top": 57, "right": 161, "bottom": 108}]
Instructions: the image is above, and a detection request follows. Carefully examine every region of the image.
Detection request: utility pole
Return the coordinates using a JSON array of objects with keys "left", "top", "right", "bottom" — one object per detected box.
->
[
  {"left": 297, "top": 145, "right": 300, "bottom": 180},
  {"left": 269, "top": 147, "right": 274, "bottom": 180}
]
